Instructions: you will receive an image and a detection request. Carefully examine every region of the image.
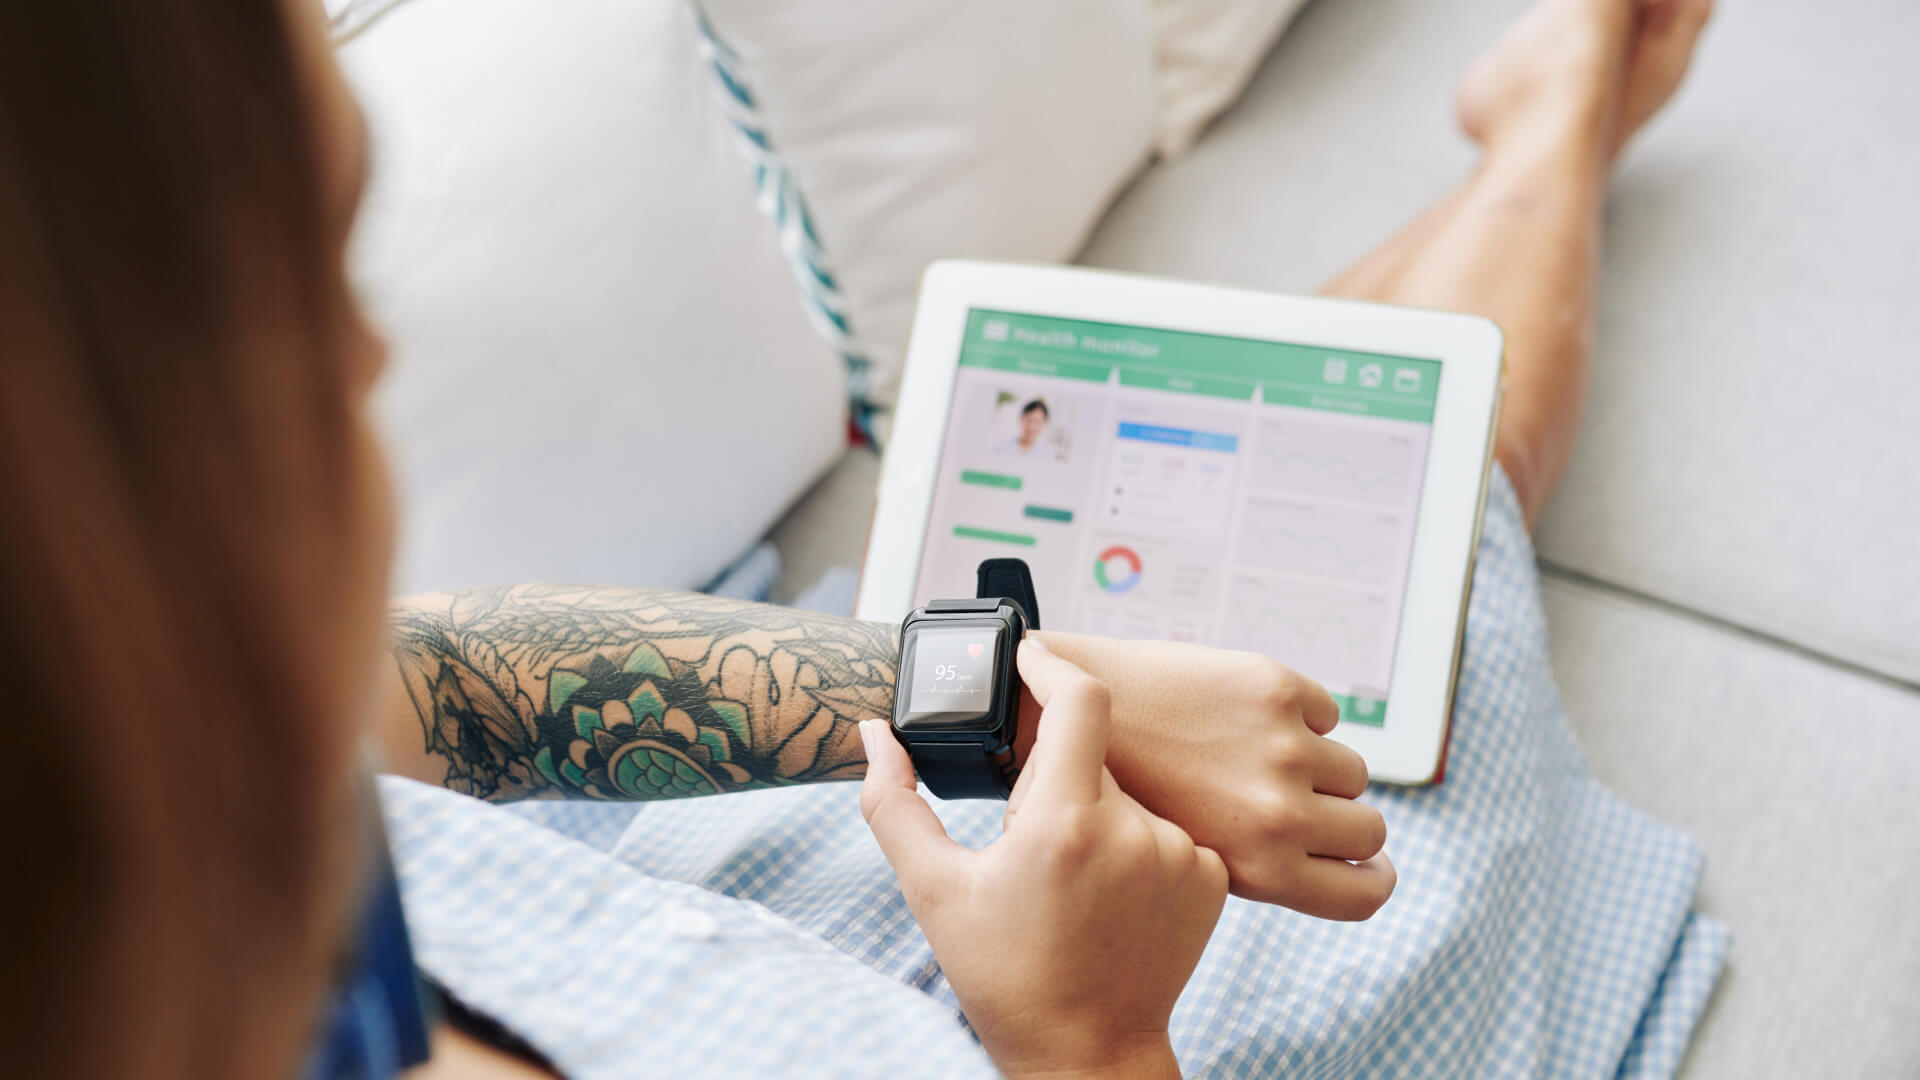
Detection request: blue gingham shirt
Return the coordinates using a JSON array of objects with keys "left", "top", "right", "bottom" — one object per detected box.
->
[{"left": 381, "top": 470, "right": 1728, "bottom": 1078}]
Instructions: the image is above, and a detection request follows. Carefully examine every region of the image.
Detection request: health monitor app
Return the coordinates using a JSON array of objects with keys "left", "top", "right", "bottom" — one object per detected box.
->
[{"left": 913, "top": 310, "right": 1441, "bottom": 729}]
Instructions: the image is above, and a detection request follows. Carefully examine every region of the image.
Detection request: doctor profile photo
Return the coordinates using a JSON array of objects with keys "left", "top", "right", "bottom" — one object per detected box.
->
[{"left": 993, "top": 398, "right": 1053, "bottom": 459}]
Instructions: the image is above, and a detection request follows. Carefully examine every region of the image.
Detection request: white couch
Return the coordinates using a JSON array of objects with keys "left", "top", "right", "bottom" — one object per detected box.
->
[
  {"left": 769, "top": 1, "right": 1920, "bottom": 1076},
  {"left": 346, "top": 0, "right": 1917, "bottom": 1072}
]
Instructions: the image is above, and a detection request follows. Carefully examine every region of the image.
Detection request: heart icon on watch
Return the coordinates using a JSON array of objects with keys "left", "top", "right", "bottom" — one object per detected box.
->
[{"left": 967, "top": 642, "right": 985, "bottom": 658}]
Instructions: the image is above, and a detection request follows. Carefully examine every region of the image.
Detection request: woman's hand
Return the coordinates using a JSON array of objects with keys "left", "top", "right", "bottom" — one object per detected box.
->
[
  {"left": 859, "top": 639, "right": 1227, "bottom": 1080},
  {"left": 1026, "top": 632, "right": 1396, "bottom": 921}
]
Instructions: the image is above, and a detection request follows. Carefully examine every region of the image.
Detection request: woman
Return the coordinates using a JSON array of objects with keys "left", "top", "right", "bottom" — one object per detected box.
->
[
  {"left": 2, "top": 0, "right": 1716, "bottom": 1075},
  {"left": 0, "top": 2, "right": 1356, "bottom": 1075}
]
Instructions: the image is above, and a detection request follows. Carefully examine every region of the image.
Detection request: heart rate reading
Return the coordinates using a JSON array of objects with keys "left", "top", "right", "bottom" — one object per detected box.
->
[{"left": 904, "top": 627, "right": 1001, "bottom": 722}]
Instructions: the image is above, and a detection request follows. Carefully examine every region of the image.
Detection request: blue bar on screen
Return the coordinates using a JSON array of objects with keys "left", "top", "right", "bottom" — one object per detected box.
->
[{"left": 1115, "top": 422, "right": 1239, "bottom": 452}]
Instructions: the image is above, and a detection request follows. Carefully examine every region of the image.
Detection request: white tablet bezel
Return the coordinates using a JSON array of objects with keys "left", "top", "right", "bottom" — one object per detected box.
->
[{"left": 857, "top": 260, "right": 1504, "bottom": 784}]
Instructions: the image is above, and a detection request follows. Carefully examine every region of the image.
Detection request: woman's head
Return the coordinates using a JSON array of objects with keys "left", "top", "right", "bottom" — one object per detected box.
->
[
  {"left": 0, "top": 2, "right": 392, "bottom": 1075},
  {"left": 1019, "top": 399, "right": 1050, "bottom": 446}
]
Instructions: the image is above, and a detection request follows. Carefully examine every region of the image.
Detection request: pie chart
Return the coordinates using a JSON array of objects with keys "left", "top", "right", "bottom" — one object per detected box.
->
[{"left": 1093, "top": 545, "right": 1143, "bottom": 594}]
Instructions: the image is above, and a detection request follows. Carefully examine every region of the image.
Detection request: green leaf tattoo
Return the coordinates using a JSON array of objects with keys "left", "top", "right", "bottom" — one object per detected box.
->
[{"left": 390, "top": 585, "right": 897, "bottom": 802}]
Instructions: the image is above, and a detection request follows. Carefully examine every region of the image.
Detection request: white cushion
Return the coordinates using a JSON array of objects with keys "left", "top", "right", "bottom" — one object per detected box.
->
[
  {"left": 696, "top": 0, "right": 1157, "bottom": 406},
  {"left": 1148, "top": 0, "right": 1312, "bottom": 158},
  {"left": 339, "top": 0, "right": 846, "bottom": 595}
]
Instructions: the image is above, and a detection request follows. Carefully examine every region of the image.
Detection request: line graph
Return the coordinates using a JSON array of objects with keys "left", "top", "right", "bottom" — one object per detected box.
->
[
  {"left": 1227, "top": 603, "right": 1374, "bottom": 651},
  {"left": 1234, "top": 496, "right": 1404, "bottom": 586},
  {"left": 1256, "top": 448, "right": 1402, "bottom": 490},
  {"left": 1216, "top": 574, "right": 1395, "bottom": 687},
  {"left": 1248, "top": 415, "right": 1424, "bottom": 506}
]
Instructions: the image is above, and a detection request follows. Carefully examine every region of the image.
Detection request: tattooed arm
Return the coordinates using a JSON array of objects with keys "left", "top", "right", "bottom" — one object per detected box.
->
[
  {"left": 381, "top": 583, "right": 1394, "bottom": 919},
  {"left": 383, "top": 585, "right": 898, "bottom": 801}
]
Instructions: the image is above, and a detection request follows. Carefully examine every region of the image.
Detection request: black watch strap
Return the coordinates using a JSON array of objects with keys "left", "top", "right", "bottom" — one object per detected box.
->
[
  {"left": 975, "top": 558, "right": 1041, "bottom": 630},
  {"left": 911, "top": 741, "right": 1016, "bottom": 800}
]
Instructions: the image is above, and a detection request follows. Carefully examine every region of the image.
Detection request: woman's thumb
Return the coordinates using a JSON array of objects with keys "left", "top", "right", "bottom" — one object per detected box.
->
[{"left": 858, "top": 719, "right": 967, "bottom": 906}]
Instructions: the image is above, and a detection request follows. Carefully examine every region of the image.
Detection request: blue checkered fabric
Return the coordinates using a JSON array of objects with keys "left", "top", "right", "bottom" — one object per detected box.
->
[
  {"left": 383, "top": 468, "right": 1727, "bottom": 1078},
  {"left": 379, "top": 778, "right": 995, "bottom": 1079}
]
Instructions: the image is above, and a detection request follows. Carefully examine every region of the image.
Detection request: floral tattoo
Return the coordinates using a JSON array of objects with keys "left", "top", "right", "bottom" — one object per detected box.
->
[{"left": 390, "top": 585, "right": 897, "bottom": 802}]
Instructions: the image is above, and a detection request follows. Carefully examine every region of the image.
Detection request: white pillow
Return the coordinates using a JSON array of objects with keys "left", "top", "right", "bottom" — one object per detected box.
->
[
  {"left": 695, "top": 0, "right": 1158, "bottom": 409},
  {"left": 339, "top": 0, "right": 846, "bottom": 595},
  {"left": 1148, "top": 0, "right": 1314, "bottom": 159}
]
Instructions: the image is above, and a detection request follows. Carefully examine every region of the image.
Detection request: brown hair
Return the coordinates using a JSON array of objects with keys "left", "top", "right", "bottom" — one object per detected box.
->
[{"left": 0, "top": 3, "right": 365, "bottom": 1076}]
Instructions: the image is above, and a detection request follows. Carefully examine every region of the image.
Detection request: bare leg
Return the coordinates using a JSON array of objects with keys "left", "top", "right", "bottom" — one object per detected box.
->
[
  {"left": 1320, "top": 189, "right": 1467, "bottom": 300},
  {"left": 1323, "top": 0, "right": 1712, "bottom": 528}
]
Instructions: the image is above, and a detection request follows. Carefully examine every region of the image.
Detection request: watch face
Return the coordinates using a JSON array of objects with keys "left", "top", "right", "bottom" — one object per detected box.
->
[{"left": 898, "top": 625, "right": 1004, "bottom": 732}]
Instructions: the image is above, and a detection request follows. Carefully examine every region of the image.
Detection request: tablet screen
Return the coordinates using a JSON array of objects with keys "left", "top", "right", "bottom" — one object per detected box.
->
[{"left": 911, "top": 309, "right": 1444, "bottom": 729}]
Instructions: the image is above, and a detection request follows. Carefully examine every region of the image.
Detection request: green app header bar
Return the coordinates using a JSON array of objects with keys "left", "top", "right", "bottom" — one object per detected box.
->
[{"left": 957, "top": 308, "right": 1441, "bottom": 422}]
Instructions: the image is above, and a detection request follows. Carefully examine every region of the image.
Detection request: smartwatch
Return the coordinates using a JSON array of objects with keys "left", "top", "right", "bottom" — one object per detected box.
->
[{"left": 890, "top": 559, "right": 1041, "bottom": 800}]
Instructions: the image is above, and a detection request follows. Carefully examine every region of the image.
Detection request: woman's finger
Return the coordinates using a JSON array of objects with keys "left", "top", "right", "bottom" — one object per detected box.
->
[
  {"left": 1004, "top": 758, "right": 1034, "bottom": 826},
  {"left": 1012, "top": 638, "right": 1110, "bottom": 806},
  {"left": 1288, "top": 851, "right": 1397, "bottom": 922},
  {"left": 1298, "top": 677, "right": 1342, "bottom": 736},
  {"left": 1194, "top": 843, "right": 1231, "bottom": 897},
  {"left": 858, "top": 720, "right": 969, "bottom": 905},
  {"left": 1302, "top": 795, "right": 1388, "bottom": 862},
  {"left": 1311, "top": 736, "right": 1370, "bottom": 798},
  {"left": 1146, "top": 810, "right": 1200, "bottom": 863}
]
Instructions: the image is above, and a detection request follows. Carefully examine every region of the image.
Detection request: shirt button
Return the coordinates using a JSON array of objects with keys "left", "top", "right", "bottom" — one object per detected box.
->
[{"left": 664, "top": 905, "right": 719, "bottom": 942}]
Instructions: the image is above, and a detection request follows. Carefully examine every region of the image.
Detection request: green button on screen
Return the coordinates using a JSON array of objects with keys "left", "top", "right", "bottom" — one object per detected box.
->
[
  {"left": 952, "top": 525, "right": 1037, "bottom": 547},
  {"left": 960, "top": 470, "right": 1022, "bottom": 490},
  {"left": 1023, "top": 505, "right": 1074, "bottom": 523},
  {"left": 1330, "top": 693, "right": 1387, "bottom": 727}
]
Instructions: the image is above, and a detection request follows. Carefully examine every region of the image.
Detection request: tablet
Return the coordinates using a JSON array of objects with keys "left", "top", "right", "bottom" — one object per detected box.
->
[{"left": 857, "top": 261, "right": 1504, "bottom": 784}]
